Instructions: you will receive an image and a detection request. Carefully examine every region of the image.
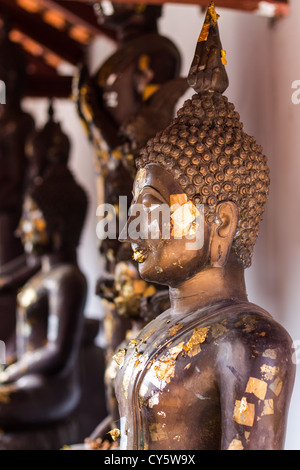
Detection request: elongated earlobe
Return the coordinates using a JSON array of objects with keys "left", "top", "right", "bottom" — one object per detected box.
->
[{"left": 210, "top": 201, "right": 239, "bottom": 268}]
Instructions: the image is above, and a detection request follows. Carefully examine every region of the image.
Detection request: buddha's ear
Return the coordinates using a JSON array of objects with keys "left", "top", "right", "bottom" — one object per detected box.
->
[{"left": 209, "top": 201, "right": 239, "bottom": 268}]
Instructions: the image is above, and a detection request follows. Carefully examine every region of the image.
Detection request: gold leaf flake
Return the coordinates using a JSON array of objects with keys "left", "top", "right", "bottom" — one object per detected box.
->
[
  {"left": 169, "top": 323, "right": 183, "bottom": 336},
  {"left": 183, "top": 327, "right": 210, "bottom": 357},
  {"left": 168, "top": 342, "right": 185, "bottom": 360},
  {"left": 198, "top": 23, "right": 210, "bottom": 42},
  {"left": 261, "top": 399, "right": 274, "bottom": 416},
  {"left": 108, "top": 428, "right": 121, "bottom": 441},
  {"left": 227, "top": 439, "right": 244, "bottom": 450},
  {"left": 128, "top": 339, "right": 139, "bottom": 348},
  {"left": 233, "top": 398, "right": 255, "bottom": 427},
  {"left": 260, "top": 364, "right": 279, "bottom": 381},
  {"left": 132, "top": 250, "right": 145, "bottom": 263},
  {"left": 245, "top": 377, "right": 268, "bottom": 400},
  {"left": 113, "top": 348, "right": 126, "bottom": 367},
  {"left": 269, "top": 377, "right": 283, "bottom": 397},
  {"left": 170, "top": 201, "right": 200, "bottom": 238},
  {"left": 262, "top": 349, "right": 277, "bottom": 360},
  {"left": 154, "top": 358, "right": 175, "bottom": 383},
  {"left": 221, "top": 49, "right": 227, "bottom": 65},
  {"left": 170, "top": 193, "right": 188, "bottom": 207}
]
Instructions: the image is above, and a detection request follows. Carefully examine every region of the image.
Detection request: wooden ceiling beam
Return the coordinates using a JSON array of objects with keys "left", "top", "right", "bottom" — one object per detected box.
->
[
  {"left": 39, "top": 0, "right": 115, "bottom": 38},
  {"left": 0, "top": 0, "right": 84, "bottom": 65},
  {"left": 22, "top": 50, "right": 59, "bottom": 76},
  {"left": 73, "top": 0, "right": 289, "bottom": 17}
]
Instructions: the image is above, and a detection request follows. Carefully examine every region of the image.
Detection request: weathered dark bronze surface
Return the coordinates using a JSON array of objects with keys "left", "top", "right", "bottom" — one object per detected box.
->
[{"left": 115, "top": 3, "right": 295, "bottom": 450}]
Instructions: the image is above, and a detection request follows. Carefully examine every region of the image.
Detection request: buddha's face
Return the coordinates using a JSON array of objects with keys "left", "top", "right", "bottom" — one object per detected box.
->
[
  {"left": 120, "top": 164, "right": 211, "bottom": 288},
  {"left": 18, "top": 197, "right": 50, "bottom": 255}
]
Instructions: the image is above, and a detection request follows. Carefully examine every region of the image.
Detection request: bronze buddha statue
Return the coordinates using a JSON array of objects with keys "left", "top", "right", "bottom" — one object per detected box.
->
[
  {"left": 0, "top": 102, "right": 71, "bottom": 358},
  {"left": 114, "top": 4, "right": 295, "bottom": 450},
  {"left": 0, "top": 27, "right": 35, "bottom": 267},
  {"left": 75, "top": 3, "right": 187, "bottom": 433},
  {"left": 0, "top": 165, "right": 88, "bottom": 428}
]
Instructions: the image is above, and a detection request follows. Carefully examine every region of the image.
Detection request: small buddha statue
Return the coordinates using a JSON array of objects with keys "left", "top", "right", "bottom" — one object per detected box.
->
[
  {"left": 0, "top": 102, "right": 71, "bottom": 358},
  {"left": 0, "top": 25, "right": 36, "bottom": 357},
  {"left": 115, "top": 3, "right": 295, "bottom": 450},
  {"left": 0, "top": 165, "right": 88, "bottom": 428},
  {"left": 0, "top": 25, "right": 35, "bottom": 267},
  {"left": 26, "top": 101, "right": 70, "bottom": 186}
]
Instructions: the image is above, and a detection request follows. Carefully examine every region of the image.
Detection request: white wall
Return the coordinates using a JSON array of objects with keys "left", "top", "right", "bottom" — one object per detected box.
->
[{"left": 23, "top": 1, "right": 300, "bottom": 449}]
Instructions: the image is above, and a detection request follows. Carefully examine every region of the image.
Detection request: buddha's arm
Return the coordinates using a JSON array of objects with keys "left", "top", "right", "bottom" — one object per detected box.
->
[
  {"left": 0, "top": 270, "right": 87, "bottom": 383},
  {"left": 217, "top": 321, "right": 295, "bottom": 450}
]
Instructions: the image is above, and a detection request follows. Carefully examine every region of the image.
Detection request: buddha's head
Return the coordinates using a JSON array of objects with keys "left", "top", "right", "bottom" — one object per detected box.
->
[
  {"left": 27, "top": 102, "right": 70, "bottom": 182},
  {"left": 19, "top": 166, "right": 88, "bottom": 256},
  {"left": 120, "top": 3, "right": 270, "bottom": 287}
]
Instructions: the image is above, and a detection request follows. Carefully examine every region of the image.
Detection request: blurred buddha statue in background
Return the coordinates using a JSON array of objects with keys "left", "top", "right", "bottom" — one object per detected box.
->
[
  {"left": 0, "top": 163, "right": 88, "bottom": 429},
  {"left": 0, "top": 102, "right": 71, "bottom": 357},
  {"left": 115, "top": 3, "right": 295, "bottom": 450},
  {"left": 0, "top": 25, "right": 35, "bottom": 267},
  {"left": 0, "top": 25, "right": 36, "bottom": 357}
]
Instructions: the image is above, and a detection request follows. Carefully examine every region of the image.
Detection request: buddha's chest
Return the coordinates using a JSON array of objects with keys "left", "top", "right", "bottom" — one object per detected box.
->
[{"left": 115, "top": 314, "right": 221, "bottom": 449}]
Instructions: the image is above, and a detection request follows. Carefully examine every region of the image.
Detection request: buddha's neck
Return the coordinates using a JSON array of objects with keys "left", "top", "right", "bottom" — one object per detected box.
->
[{"left": 169, "top": 261, "right": 248, "bottom": 316}]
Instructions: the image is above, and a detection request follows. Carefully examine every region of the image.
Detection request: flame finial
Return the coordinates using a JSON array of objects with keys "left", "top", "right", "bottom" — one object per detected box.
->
[{"left": 188, "top": 1, "right": 229, "bottom": 94}]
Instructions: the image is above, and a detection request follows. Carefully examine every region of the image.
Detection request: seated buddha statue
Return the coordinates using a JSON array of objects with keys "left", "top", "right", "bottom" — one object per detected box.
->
[
  {"left": 0, "top": 25, "right": 35, "bottom": 268},
  {"left": 0, "top": 165, "right": 88, "bottom": 428},
  {"left": 114, "top": 3, "right": 295, "bottom": 450},
  {"left": 0, "top": 25, "right": 36, "bottom": 357},
  {"left": 0, "top": 102, "right": 71, "bottom": 359}
]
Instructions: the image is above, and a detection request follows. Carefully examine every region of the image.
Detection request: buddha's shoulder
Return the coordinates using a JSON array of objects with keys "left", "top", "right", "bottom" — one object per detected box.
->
[
  {"left": 47, "top": 263, "right": 87, "bottom": 290},
  {"left": 208, "top": 302, "right": 294, "bottom": 358}
]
